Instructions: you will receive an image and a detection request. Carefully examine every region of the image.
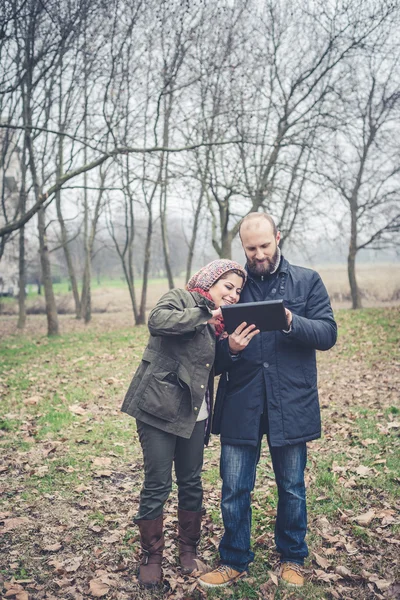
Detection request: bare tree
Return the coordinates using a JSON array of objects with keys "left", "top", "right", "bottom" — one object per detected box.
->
[{"left": 320, "top": 51, "right": 400, "bottom": 308}]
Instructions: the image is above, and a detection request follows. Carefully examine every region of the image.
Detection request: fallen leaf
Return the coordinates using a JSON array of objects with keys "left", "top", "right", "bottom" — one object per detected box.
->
[
  {"left": 4, "top": 583, "right": 24, "bottom": 596},
  {"left": 23, "top": 396, "right": 41, "bottom": 405},
  {"left": 268, "top": 571, "right": 279, "bottom": 586},
  {"left": 369, "top": 575, "right": 393, "bottom": 591},
  {"left": 68, "top": 405, "right": 87, "bottom": 416},
  {"left": 92, "top": 457, "right": 112, "bottom": 467},
  {"left": 313, "top": 552, "right": 330, "bottom": 569},
  {"left": 89, "top": 578, "right": 109, "bottom": 597},
  {"left": 1, "top": 517, "right": 31, "bottom": 533},
  {"left": 41, "top": 542, "right": 62, "bottom": 552},
  {"left": 64, "top": 556, "right": 82, "bottom": 573},
  {"left": 354, "top": 510, "right": 375, "bottom": 526},
  {"left": 93, "top": 470, "right": 112, "bottom": 478},
  {"left": 314, "top": 569, "right": 341, "bottom": 583},
  {"left": 103, "top": 532, "right": 120, "bottom": 544},
  {"left": 90, "top": 525, "right": 103, "bottom": 533},
  {"left": 335, "top": 565, "right": 353, "bottom": 578},
  {"left": 355, "top": 465, "right": 371, "bottom": 477},
  {"left": 33, "top": 466, "right": 49, "bottom": 477}
]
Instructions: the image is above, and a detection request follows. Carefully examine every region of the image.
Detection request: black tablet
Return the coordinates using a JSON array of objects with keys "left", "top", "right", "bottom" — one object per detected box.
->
[{"left": 221, "top": 299, "right": 288, "bottom": 334}]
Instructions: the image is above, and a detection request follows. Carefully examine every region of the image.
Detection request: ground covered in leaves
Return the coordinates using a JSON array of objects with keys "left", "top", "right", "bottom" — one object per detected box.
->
[{"left": 0, "top": 307, "right": 399, "bottom": 600}]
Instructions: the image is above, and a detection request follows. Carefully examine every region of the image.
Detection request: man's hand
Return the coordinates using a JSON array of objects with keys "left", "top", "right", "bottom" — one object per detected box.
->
[
  {"left": 285, "top": 308, "right": 293, "bottom": 328},
  {"left": 207, "top": 307, "right": 222, "bottom": 325},
  {"left": 228, "top": 322, "right": 260, "bottom": 354}
]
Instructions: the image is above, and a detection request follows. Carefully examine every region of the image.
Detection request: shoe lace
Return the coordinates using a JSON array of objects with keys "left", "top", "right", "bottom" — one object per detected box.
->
[{"left": 215, "top": 565, "right": 232, "bottom": 574}]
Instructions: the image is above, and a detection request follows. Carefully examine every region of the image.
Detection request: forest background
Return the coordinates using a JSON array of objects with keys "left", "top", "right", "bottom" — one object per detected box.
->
[{"left": 1, "top": 0, "right": 399, "bottom": 337}]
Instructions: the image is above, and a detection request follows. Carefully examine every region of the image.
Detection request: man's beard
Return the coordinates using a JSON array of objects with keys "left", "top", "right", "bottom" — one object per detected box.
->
[{"left": 247, "top": 247, "right": 279, "bottom": 276}]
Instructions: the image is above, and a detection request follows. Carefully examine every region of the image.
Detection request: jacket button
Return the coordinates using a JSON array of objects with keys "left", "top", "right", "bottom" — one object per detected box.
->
[
  {"left": 200, "top": 384, "right": 205, "bottom": 389},
  {"left": 271, "top": 288, "right": 276, "bottom": 293},
  {"left": 206, "top": 363, "right": 210, "bottom": 367},
  {"left": 263, "top": 362, "right": 269, "bottom": 368},
  {"left": 194, "top": 407, "right": 198, "bottom": 411}
]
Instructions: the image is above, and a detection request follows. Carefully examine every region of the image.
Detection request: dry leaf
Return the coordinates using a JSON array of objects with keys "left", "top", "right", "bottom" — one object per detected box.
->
[
  {"left": 23, "top": 396, "right": 41, "bottom": 405},
  {"left": 68, "top": 405, "right": 87, "bottom": 416},
  {"left": 268, "top": 571, "right": 279, "bottom": 586},
  {"left": 354, "top": 510, "right": 375, "bottom": 526},
  {"left": 33, "top": 466, "right": 49, "bottom": 477},
  {"left": 74, "top": 485, "right": 89, "bottom": 493},
  {"left": 355, "top": 465, "right": 371, "bottom": 477},
  {"left": 4, "top": 584, "right": 24, "bottom": 596},
  {"left": 41, "top": 542, "right": 62, "bottom": 552},
  {"left": 313, "top": 552, "right": 330, "bottom": 569},
  {"left": 103, "top": 532, "right": 120, "bottom": 544},
  {"left": 335, "top": 565, "right": 353, "bottom": 578},
  {"left": 93, "top": 470, "right": 112, "bottom": 478},
  {"left": 89, "top": 578, "right": 109, "bottom": 597},
  {"left": 1, "top": 517, "right": 31, "bottom": 532},
  {"left": 314, "top": 569, "right": 340, "bottom": 583},
  {"left": 64, "top": 556, "right": 82, "bottom": 573},
  {"left": 92, "top": 457, "right": 112, "bottom": 467}
]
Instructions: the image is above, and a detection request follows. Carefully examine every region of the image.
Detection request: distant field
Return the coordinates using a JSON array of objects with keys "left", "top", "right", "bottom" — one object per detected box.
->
[{"left": 0, "top": 264, "right": 399, "bottom": 329}]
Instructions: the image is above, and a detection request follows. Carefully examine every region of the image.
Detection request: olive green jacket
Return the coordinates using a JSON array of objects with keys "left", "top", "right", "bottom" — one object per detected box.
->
[{"left": 121, "top": 289, "right": 216, "bottom": 439}]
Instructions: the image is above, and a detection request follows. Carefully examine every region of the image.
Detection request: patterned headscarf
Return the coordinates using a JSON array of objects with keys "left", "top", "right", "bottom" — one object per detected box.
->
[{"left": 186, "top": 259, "right": 247, "bottom": 336}]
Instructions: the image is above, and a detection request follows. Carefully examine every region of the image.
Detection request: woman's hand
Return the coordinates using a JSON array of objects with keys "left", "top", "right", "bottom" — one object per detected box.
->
[
  {"left": 207, "top": 307, "right": 222, "bottom": 325},
  {"left": 228, "top": 322, "right": 260, "bottom": 354}
]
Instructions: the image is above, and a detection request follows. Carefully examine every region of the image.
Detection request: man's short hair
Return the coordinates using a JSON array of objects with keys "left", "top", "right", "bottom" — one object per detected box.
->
[{"left": 238, "top": 212, "right": 278, "bottom": 239}]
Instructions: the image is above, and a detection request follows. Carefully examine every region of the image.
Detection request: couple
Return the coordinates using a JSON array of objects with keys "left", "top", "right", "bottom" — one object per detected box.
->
[{"left": 121, "top": 212, "right": 337, "bottom": 590}]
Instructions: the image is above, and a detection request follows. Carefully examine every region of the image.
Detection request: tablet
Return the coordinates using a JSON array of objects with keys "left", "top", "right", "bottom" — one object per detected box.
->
[{"left": 221, "top": 299, "right": 288, "bottom": 334}]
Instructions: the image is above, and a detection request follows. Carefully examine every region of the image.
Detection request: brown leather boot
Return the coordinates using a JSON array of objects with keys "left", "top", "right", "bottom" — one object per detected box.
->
[
  {"left": 135, "top": 514, "right": 164, "bottom": 587},
  {"left": 177, "top": 508, "right": 209, "bottom": 574}
]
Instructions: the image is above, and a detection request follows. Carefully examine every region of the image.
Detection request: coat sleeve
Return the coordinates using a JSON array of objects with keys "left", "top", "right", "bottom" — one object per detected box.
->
[
  {"left": 148, "top": 290, "right": 213, "bottom": 336},
  {"left": 284, "top": 273, "right": 337, "bottom": 351}
]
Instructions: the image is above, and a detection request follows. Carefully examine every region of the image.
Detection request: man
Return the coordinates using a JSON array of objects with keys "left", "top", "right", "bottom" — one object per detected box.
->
[{"left": 199, "top": 212, "right": 337, "bottom": 588}]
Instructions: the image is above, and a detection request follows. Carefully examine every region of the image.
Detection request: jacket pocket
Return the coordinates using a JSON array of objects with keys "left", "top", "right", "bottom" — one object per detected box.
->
[{"left": 137, "top": 369, "right": 186, "bottom": 422}]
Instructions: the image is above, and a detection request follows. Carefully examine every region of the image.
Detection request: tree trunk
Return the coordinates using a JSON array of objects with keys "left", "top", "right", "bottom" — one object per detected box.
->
[
  {"left": 220, "top": 234, "right": 233, "bottom": 259},
  {"left": 81, "top": 258, "right": 91, "bottom": 323},
  {"left": 185, "top": 188, "right": 204, "bottom": 282},
  {"left": 56, "top": 190, "right": 82, "bottom": 318},
  {"left": 38, "top": 207, "right": 59, "bottom": 335},
  {"left": 17, "top": 140, "right": 27, "bottom": 330},
  {"left": 56, "top": 61, "right": 81, "bottom": 319},
  {"left": 137, "top": 211, "right": 152, "bottom": 325},
  {"left": 17, "top": 225, "right": 26, "bottom": 329},
  {"left": 81, "top": 21, "right": 91, "bottom": 324},
  {"left": 348, "top": 208, "right": 362, "bottom": 309},
  {"left": 159, "top": 95, "right": 174, "bottom": 290}
]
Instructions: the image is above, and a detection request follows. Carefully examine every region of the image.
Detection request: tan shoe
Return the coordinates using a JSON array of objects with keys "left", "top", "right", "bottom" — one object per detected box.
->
[
  {"left": 279, "top": 562, "right": 305, "bottom": 587},
  {"left": 198, "top": 565, "right": 246, "bottom": 588}
]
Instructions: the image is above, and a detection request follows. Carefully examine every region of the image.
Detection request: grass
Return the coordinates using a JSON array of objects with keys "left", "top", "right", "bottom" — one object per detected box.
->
[{"left": 0, "top": 307, "right": 399, "bottom": 599}]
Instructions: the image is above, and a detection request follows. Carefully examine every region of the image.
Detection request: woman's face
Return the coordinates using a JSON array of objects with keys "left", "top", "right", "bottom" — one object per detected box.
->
[{"left": 208, "top": 272, "right": 244, "bottom": 308}]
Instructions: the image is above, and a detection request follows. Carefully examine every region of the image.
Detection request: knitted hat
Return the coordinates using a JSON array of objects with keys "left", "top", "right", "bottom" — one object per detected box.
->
[{"left": 186, "top": 259, "right": 247, "bottom": 292}]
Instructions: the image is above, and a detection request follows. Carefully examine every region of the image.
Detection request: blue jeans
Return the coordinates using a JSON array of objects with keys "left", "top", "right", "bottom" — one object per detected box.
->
[{"left": 219, "top": 440, "right": 308, "bottom": 572}]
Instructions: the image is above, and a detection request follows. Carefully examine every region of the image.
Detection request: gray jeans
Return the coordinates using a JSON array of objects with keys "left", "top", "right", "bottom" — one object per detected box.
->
[{"left": 136, "top": 419, "right": 206, "bottom": 520}]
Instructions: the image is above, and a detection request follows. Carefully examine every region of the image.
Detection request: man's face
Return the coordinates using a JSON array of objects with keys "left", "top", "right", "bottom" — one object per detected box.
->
[{"left": 240, "top": 220, "right": 281, "bottom": 276}]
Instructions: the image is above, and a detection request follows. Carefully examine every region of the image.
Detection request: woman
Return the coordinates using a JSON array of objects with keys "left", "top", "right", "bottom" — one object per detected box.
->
[{"left": 121, "top": 259, "right": 254, "bottom": 588}]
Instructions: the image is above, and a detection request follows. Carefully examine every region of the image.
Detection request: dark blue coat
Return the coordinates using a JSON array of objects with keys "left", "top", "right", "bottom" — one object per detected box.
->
[{"left": 212, "top": 257, "right": 337, "bottom": 447}]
